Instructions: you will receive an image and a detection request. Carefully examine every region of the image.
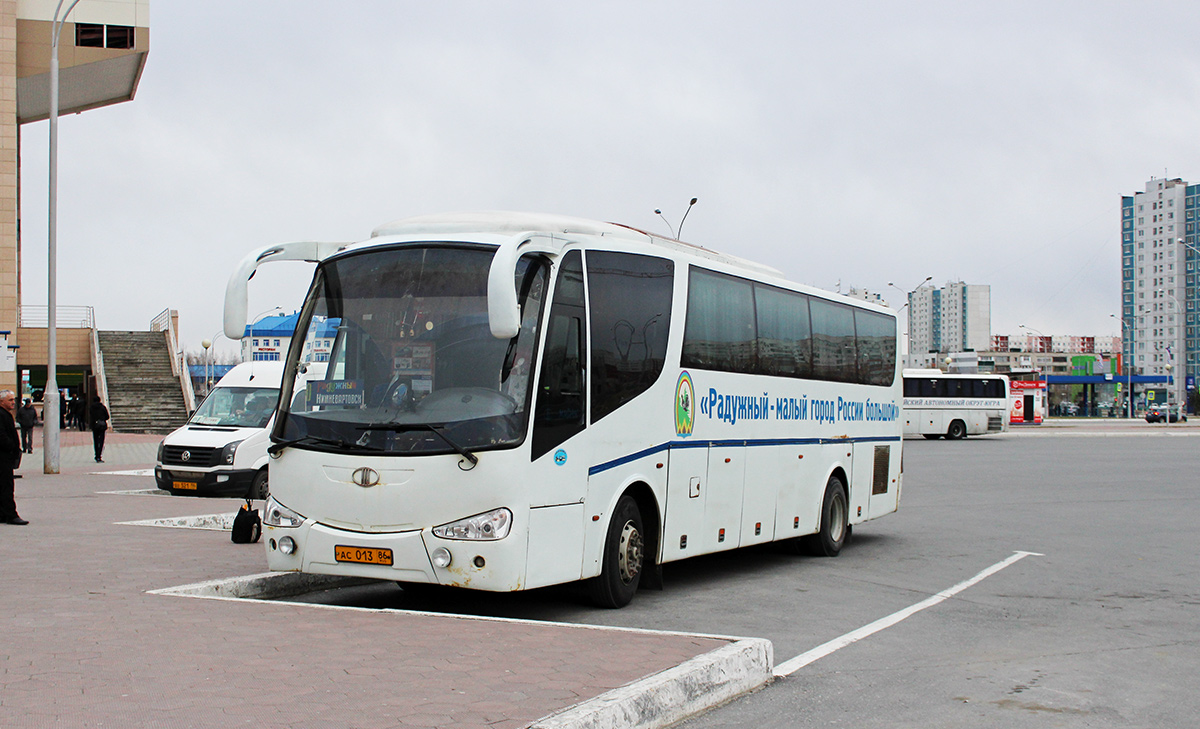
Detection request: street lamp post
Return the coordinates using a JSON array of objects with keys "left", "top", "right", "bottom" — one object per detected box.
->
[
  {"left": 1159, "top": 289, "right": 1182, "bottom": 425},
  {"left": 44, "top": 0, "right": 82, "bottom": 475},
  {"left": 200, "top": 339, "right": 212, "bottom": 397},
  {"left": 245, "top": 307, "right": 285, "bottom": 362},
  {"left": 1110, "top": 314, "right": 1133, "bottom": 420},
  {"left": 887, "top": 276, "right": 932, "bottom": 367}
]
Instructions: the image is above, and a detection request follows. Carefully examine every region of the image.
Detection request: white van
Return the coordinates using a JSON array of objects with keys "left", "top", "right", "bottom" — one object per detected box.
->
[{"left": 155, "top": 361, "right": 289, "bottom": 498}]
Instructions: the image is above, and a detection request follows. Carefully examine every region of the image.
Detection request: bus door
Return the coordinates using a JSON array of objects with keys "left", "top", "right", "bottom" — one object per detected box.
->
[
  {"left": 526, "top": 251, "right": 588, "bottom": 587},
  {"left": 663, "top": 443, "right": 708, "bottom": 562},
  {"left": 702, "top": 443, "right": 745, "bottom": 552}
]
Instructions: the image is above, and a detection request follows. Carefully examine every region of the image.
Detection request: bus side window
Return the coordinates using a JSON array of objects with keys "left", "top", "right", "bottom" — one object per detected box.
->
[{"left": 532, "top": 251, "right": 587, "bottom": 461}]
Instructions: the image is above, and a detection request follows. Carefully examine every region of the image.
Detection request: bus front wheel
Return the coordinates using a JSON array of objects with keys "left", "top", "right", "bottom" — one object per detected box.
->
[
  {"left": 947, "top": 420, "right": 967, "bottom": 440},
  {"left": 588, "top": 495, "right": 644, "bottom": 609},
  {"left": 802, "top": 476, "right": 848, "bottom": 557}
]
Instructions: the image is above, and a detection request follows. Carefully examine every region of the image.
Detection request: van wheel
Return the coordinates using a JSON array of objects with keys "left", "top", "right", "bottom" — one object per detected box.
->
[
  {"left": 801, "top": 476, "right": 848, "bottom": 557},
  {"left": 588, "top": 495, "right": 644, "bottom": 609},
  {"left": 947, "top": 420, "right": 967, "bottom": 440},
  {"left": 251, "top": 469, "right": 269, "bottom": 500}
]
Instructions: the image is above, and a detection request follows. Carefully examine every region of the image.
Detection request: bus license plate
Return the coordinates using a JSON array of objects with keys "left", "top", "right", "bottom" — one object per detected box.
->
[
  {"left": 172, "top": 481, "right": 198, "bottom": 490},
  {"left": 334, "top": 546, "right": 393, "bottom": 566}
]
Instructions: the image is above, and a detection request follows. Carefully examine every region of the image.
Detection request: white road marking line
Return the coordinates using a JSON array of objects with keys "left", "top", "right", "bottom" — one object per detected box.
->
[{"left": 774, "top": 550, "right": 1043, "bottom": 677}]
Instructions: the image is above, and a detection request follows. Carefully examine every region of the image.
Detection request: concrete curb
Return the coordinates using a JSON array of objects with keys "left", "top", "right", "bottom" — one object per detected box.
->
[
  {"left": 530, "top": 637, "right": 773, "bottom": 729},
  {"left": 148, "top": 570, "right": 373, "bottom": 600}
]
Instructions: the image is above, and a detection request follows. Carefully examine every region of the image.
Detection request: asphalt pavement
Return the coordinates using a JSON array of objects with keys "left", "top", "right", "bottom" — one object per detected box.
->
[{"left": 3, "top": 418, "right": 1193, "bottom": 727}]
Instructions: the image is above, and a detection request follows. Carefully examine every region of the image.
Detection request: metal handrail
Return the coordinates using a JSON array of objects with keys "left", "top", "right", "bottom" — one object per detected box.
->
[
  {"left": 19, "top": 305, "right": 94, "bottom": 329},
  {"left": 89, "top": 327, "right": 108, "bottom": 408},
  {"left": 150, "top": 308, "right": 196, "bottom": 413}
]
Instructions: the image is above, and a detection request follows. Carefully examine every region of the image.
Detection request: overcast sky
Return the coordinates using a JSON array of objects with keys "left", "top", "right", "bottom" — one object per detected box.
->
[{"left": 16, "top": 1, "right": 1200, "bottom": 357}]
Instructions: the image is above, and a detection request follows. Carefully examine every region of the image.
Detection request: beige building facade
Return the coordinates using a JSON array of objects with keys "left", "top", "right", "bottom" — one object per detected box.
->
[{"left": 0, "top": 0, "right": 148, "bottom": 395}]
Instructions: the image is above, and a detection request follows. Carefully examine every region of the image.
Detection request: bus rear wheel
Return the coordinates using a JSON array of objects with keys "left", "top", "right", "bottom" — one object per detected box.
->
[
  {"left": 947, "top": 420, "right": 967, "bottom": 440},
  {"left": 588, "top": 495, "right": 644, "bottom": 609},
  {"left": 801, "top": 476, "right": 848, "bottom": 557}
]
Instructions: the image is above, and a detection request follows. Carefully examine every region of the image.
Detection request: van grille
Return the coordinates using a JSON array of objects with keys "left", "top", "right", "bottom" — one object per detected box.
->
[{"left": 161, "top": 445, "right": 220, "bottom": 467}]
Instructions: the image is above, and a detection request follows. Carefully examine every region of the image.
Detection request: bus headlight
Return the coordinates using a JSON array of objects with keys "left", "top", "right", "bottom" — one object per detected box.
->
[
  {"left": 263, "top": 498, "right": 305, "bottom": 528},
  {"left": 432, "top": 508, "right": 512, "bottom": 541}
]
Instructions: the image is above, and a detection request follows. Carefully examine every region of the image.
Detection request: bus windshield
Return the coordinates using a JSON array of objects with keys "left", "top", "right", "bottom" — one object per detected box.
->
[
  {"left": 191, "top": 387, "right": 280, "bottom": 428},
  {"left": 275, "top": 245, "right": 547, "bottom": 455}
]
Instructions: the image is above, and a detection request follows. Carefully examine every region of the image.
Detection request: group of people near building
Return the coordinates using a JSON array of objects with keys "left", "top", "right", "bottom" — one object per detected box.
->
[{"left": 0, "top": 392, "right": 111, "bottom": 526}]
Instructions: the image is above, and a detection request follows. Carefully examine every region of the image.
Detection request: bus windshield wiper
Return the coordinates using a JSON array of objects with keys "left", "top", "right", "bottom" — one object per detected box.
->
[
  {"left": 267, "top": 434, "right": 380, "bottom": 456},
  {"left": 357, "top": 422, "right": 479, "bottom": 467}
]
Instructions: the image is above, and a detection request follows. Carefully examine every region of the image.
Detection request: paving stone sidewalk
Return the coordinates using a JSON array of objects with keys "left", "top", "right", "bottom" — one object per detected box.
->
[{"left": 1, "top": 433, "right": 733, "bottom": 728}]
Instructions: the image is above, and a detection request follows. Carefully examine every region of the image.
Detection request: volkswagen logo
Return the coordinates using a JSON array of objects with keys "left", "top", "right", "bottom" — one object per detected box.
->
[
  {"left": 351, "top": 467, "right": 380, "bottom": 488},
  {"left": 181, "top": 451, "right": 191, "bottom": 462}
]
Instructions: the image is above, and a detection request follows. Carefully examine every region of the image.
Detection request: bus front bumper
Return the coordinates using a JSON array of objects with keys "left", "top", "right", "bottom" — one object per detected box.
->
[{"left": 264, "top": 518, "right": 526, "bottom": 591}]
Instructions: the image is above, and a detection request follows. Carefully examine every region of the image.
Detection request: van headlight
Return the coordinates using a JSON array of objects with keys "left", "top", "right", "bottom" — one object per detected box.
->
[
  {"left": 220, "top": 439, "right": 246, "bottom": 465},
  {"left": 156, "top": 441, "right": 164, "bottom": 463},
  {"left": 263, "top": 497, "right": 305, "bottom": 528},
  {"left": 432, "top": 508, "right": 512, "bottom": 541}
]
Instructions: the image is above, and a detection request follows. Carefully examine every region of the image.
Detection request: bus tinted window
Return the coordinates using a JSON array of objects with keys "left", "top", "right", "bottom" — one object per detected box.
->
[
  {"left": 682, "top": 268, "right": 757, "bottom": 373},
  {"left": 756, "top": 284, "right": 813, "bottom": 378},
  {"left": 588, "top": 251, "right": 675, "bottom": 423},
  {"left": 810, "top": 297, "right": 858, "bottom": 383},
  {"left": 532, "top": 251, "right": 586, "bottom": 461},
  {"left": 854, "top": 309, "right": 897, "bottom": 386}
]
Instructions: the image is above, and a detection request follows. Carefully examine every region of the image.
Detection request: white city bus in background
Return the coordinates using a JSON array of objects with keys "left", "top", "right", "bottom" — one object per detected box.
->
[
  {"left": 902, "top": 368, "right": 1009, "bottom": 439},
  {"left": 224, "top": 212, "right": 904, "bottom": 607}
]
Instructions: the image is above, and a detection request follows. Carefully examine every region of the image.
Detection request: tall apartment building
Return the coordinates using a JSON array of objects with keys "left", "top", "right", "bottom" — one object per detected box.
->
[
  {"left": 1120, "top": 177, "right": 1199, "bottom": 404},
  {"left": 907, "top": 281, "right": 991, "bottom": 358}
]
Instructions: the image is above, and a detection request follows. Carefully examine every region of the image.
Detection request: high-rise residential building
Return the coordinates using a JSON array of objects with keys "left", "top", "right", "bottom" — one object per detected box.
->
[
  {"left": 907, "top": 281, "right": 991, "bottom": 358},
  {"left": 1120, "top": 177, "right": 1198, "bottom": 405}
]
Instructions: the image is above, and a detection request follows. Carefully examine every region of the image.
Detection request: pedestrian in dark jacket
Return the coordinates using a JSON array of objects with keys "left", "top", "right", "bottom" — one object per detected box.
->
[
  {"left": 90, "top": 396, "right": 110, "bottom": 463},
  {"left": 0, "top": 390, "right": 27, "bottom": 525},
  {"left": 16, "top": 398, "right": 36, "bottom": 454}
]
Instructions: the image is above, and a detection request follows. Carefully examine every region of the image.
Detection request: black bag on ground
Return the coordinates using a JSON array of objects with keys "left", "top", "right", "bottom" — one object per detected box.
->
[{"left": 231, "top": 500, "right": 261, "bottom": 544}]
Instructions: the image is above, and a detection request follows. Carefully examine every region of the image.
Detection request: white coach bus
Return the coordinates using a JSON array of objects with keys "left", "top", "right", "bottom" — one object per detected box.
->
[
  {"left": 902, "top": 369, "right": 1009, "bottom": 439},
  {"left": 224, "top": 212, "right": 903, "bottom": 607}
]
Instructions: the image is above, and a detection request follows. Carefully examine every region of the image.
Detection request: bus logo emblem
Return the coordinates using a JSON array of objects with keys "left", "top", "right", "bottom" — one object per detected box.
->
[
  {"left": 676, "top": 372, "right": 695, "bottom": 437},
  {"left": 351, "top": 467, "right": 380, "bottom": 487},
  {"left": 554, "top": 449, "right": 568, "bottom": 466}
]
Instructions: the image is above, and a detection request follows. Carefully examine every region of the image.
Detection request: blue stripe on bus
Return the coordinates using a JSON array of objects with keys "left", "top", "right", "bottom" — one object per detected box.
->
[{"left": 587, "top": 435, "right": 903, "bottom": 476}]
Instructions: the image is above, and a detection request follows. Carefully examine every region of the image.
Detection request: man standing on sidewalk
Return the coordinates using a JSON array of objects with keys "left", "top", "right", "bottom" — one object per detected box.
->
[
  {"left": 0, "top": 390, "right": 28, "bottom": 525},
  {"left": 90, "top": 395, "right": 110, "bottom": 463},
  {"left": 16, "top": 398, "right": 36, "bottom": 453}
]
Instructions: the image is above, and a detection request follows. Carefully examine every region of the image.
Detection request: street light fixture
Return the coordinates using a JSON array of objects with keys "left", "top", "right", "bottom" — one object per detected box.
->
[{"left": 887, "top": 276, "right": 933, "bottom": 312}]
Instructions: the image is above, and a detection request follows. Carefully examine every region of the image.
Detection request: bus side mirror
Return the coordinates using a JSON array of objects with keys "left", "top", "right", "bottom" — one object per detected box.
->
[
  {"left": 487, "top": 232, "right": 566, "bottom": 339},
  {"left": 223, "top": 241, "right": 347, "bottom": 340}
]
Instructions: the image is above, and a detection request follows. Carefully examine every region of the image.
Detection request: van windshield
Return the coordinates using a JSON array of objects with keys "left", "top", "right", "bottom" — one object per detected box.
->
[
  {"left": 191, "top": 387, "right": 280, "bottom": 428},
  {"left": 275, "top": 245, "right": 547, "bottom": 455}
]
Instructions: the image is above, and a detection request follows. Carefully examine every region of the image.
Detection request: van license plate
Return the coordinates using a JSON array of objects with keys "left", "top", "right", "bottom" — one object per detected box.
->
[
  {"left": 172, "top": 481, "right": 198, "bottom": 490},
  {"left": 334, "top": 546, "right": 393, "bottom": 566}
]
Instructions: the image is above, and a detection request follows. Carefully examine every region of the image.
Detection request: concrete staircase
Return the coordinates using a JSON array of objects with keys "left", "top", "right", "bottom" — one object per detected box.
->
[{"left": 98, "top": 331, "right": 190, "bottom": 434}]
